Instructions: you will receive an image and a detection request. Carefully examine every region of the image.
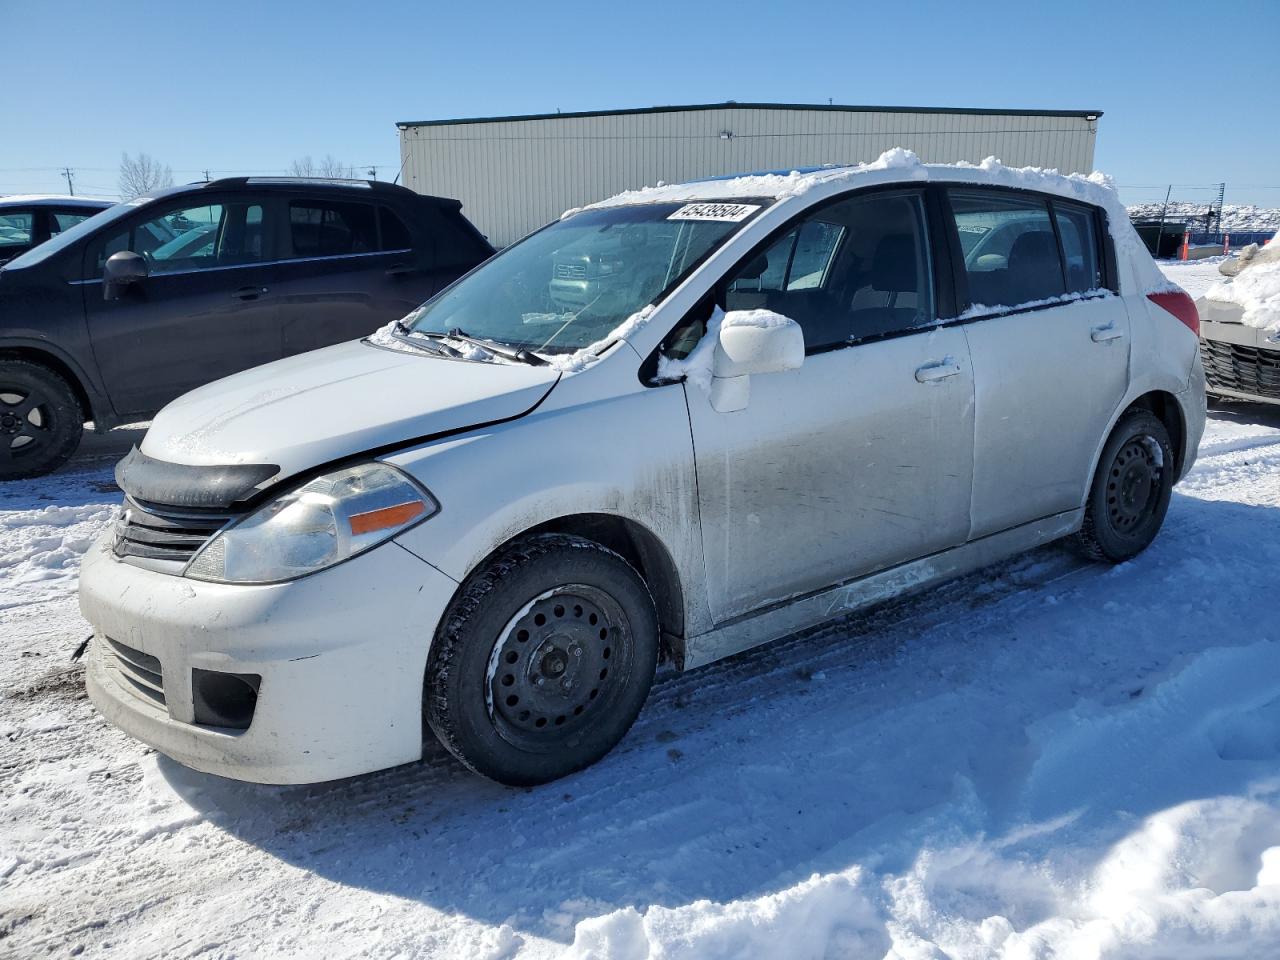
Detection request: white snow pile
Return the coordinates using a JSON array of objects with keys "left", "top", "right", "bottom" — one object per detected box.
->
[
  {"left": 1204, "top": 231, "right": 1280, "bottom": 332},
  {"left": 579, "top": 149, "right": 1171, "bottom": 300},
  {"left": 1126, "top": 201, "right": 1280, "bottom": 234}
]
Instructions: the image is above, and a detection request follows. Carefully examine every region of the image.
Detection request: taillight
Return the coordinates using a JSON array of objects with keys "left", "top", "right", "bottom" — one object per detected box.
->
[{"left": 1147, "top": 290, "right": 1200, "bottom": 337}]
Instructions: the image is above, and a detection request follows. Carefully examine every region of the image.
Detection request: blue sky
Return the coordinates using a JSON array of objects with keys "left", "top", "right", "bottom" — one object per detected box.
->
[{"left": 4, "top": 0, "right": 1276, "bottom": 209}]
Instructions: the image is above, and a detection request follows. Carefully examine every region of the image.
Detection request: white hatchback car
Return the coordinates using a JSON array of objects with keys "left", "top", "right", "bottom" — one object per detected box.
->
[{"left": 80, "top": 153, "right": 1206, "bottom": 786}]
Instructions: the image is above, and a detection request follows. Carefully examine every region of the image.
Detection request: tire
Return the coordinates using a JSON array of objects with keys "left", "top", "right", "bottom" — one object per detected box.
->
[
  {"left": 425, "top": 533, "right": 659, "bottom": 786},
  {"left": 0, "top": 360, "right": 84, "bottom": 481},
  {"left": 1076, "top": 409, "right": 1174, "bottom": 563}
]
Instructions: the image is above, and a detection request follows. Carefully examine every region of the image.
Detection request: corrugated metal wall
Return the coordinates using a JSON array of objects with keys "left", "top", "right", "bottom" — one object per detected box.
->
[{"left": 399, "top": 107, "right": 1098, "bottom": 247}]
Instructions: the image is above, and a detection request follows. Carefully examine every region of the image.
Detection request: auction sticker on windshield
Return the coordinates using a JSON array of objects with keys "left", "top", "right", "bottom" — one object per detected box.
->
[{"left": 668, "top": 203, "right": 761, "bottom": 222}]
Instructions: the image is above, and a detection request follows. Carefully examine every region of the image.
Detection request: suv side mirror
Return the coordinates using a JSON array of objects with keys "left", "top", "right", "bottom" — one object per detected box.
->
[
  {"left": 710, "top": 310, "right": 805, "bottom": 412},
  {"left": 103, "top": 251, "right": 148, "bottom": 301}
]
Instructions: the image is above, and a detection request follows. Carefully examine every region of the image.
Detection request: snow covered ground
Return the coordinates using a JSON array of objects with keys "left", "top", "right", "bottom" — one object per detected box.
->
[{"left": 4, "top": 269, "right": 1280, "bottom": 958}]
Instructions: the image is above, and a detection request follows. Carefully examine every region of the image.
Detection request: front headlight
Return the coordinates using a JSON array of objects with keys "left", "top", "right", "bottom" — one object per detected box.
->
[{"left": 185, "top": 462, "right": 438, "bottom": 584}]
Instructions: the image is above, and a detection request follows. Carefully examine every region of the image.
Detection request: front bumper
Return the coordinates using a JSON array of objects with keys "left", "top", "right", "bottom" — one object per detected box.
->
[
  {"left": 80, "top": 532, "right": 459, "bottom": 784},
  {"left": 1200, "top": 315, "right": 1280, "bottom": 406}
]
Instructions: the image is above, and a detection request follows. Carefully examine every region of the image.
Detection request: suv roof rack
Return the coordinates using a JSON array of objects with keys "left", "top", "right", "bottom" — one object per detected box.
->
[{"left": 199, "top": 176, "right": 411, "bottom": 193}]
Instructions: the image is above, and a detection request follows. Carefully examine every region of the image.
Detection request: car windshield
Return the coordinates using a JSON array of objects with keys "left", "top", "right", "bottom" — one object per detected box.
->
[
  {"left": 2, "top": 197, "right": 142, "bottom": 271},
  {"left": 404, "top": 200, "right": 767, "bottom": 354}
]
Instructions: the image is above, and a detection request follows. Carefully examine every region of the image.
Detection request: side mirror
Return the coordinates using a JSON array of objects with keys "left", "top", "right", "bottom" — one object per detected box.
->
[
  {"left": 710, "top": 310, "right": 804, "bottom": 412},
  {"left": 103, "top": 251, "right": 148, "bottom": 301}
]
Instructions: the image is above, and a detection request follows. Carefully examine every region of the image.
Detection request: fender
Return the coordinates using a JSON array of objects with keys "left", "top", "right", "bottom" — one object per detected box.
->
[{"left": 0, "top": 334, "right": 116, "bottom": 429}]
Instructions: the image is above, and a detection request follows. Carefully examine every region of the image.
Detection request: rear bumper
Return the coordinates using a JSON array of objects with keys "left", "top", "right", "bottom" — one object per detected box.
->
[
  {"left": 80, "top": 532, "right": 459, "bottom": 784},
  {"left": 1177, "top": 347, "right": 1207, "bottom": 480}
]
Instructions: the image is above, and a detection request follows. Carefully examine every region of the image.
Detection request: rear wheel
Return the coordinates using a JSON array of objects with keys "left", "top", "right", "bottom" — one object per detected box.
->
[
  {"left": 425, "top": 534, "right": 659, "bottom": 786},
  {"left": 0, "top": 360, "right": 83, "bottom": 480},
  {"left": 1076, "top": 409, "right": 1174, "bottom": 563}
]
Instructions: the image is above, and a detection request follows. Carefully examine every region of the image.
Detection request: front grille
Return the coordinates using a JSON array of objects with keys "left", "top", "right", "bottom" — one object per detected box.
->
[
  {"left": 113, "top": 498, "right": 235, "bottom": 564},
  {"left": 554, "top": 262, "right": 588, "bottom": 280},
  {"left": 105, "top": 637, "right": 166, "bottom": 708},
  {"left": 1201, "top": 337, "right": 1280, "bottom": 399}
]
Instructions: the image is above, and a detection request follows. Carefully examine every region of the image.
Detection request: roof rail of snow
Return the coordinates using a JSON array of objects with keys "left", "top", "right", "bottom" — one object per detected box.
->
[{"left": 570, "top": 149, "right": 1167, "bottom": 294}]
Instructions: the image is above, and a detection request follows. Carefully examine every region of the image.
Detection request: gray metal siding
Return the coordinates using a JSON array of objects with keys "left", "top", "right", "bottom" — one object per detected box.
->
[{"left": 400, "top": 107, "right": 1098, "bottom": 247}]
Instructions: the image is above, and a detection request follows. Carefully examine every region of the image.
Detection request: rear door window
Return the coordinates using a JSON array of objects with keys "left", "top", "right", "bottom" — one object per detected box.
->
[
  {"left": 378, "top": 207, "right": 413, "bottom": 251},
  {"left": 288, "top": 200, "right": 378, "bottom": 257},
  {"left": 50, "top": 210, "right": 97, "bottom": 236},
  {"left": 1053, "top": 202, "right": 1103, "bottom": 294},
  {"left": 0, "top": 209, "right": 34, "bottom": 252},
  {"left": 948, "top": 191, "right": 1065, "bottom": 310}
]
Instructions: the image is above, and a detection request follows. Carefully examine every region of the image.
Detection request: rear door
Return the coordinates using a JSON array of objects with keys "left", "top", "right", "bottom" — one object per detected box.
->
[
  {"left": 946, "top": 188, "right": 1130, "bottom": 538},
  {"left": 82, "top": 194, "right": 281, "bottom": 416},
  {"left": 272, "top": 196, "right": 438, "bottom": 356}
]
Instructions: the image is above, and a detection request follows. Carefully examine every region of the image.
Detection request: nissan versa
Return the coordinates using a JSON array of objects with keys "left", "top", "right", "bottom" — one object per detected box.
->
[{"left": 80, "top": 155, "right": 1207, "bottom": 786}]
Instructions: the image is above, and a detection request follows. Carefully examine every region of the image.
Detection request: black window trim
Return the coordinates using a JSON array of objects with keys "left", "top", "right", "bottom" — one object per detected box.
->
[{"left": 939, "top": 183, "right": 1120, "bottom": 325}]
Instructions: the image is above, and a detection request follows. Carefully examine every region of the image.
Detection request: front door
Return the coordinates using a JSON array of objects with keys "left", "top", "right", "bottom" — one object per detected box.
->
[
  {"left": 82, "top": 195, "right": 281, "bottom": 417},
  {"left": 682, "top": 189, "right": 976, "bottom": 623},
  {"left": 944, "top": 189, "right": 1131, "bottom": 538}
]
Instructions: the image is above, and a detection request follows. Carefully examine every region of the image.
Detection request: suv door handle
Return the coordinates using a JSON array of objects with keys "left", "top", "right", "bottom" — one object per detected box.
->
[
  {"left": 233, "top": 286, "right": 267, "bottom": 300},
  {"left": 385, "top": 265, "right": 417, "bottom": 278},
  {"left": 1091, "top": 323, "right": 1124, "bottom": 342},
  {"left": 915, "top": 360, "right": 962, "bottom": 383}
]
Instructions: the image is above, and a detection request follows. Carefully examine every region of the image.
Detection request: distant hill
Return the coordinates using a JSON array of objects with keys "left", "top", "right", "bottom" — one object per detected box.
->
[{"left": 1127, "top": 201, "right": 1279, "bottom": 233}]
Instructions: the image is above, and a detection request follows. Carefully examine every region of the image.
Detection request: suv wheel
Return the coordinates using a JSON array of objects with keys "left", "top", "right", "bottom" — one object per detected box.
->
[
  {"left": 0, "top": 360, "right": 84, "bottom": 480},
  {"left": 425, "top": 534, "right": 659, "bottom": 786},
  {"left": 1076, "top": 409, "right": 1174, "bottom": 563}
]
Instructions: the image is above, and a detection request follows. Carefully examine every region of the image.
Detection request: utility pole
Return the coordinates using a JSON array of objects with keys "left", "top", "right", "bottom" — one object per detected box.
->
[
  {"left": 61, "top": 167, "right": 75, "bottom": 196},
  {"left": 203, "top": 169, "right": 211, "bottom": 182},
  {"left": 1154, "top": 184, "right": 1172, "bottom": 255},
  {"left": 367, "top": 166, "right": 377, "bottom": 181}
]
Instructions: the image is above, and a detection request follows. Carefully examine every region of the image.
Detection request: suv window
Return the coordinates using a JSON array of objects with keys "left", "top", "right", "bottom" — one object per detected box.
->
[
  {"left": 949, "top": 191, "right": 1065, "bottom": 309},
  {"left": 50, "top": 210, "right": 96, "bottom": 236},
  {"left": 99, "top": 202, "right": 266, "bottom": 274},
  {"left": 0, "top": 210, "right": 34, "bottom": 251},
  {"left": 725, "top": 191, "right": 934, "bottom": 350},
  {"left": 379, "top": 207, "right": 412, "bottom": 251},
  {"left": 289, "top": 200, "right": 378, "bottom": 257},
  {"left": 1053, "top": 202, "right": 1103, "bottom": 294}
]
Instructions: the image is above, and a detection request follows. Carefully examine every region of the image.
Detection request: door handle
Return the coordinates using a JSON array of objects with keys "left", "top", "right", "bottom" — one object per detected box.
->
[
  {"left": 385, "top": 265, "right": 416, "bottom": 278},
  {"left": 233, "top": 286, "right": 267, "bottom": 301},
  {"left": 915, "top": 360, "right": 962, "bottom": 383},
  {"left": 1091, "top": 324, "right": 1124, "bottom": 342}
]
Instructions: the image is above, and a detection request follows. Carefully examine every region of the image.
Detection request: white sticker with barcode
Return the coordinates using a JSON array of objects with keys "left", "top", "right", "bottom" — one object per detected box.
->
[{"left": 667, "top": 202, "right": 761, "bottom": 222}]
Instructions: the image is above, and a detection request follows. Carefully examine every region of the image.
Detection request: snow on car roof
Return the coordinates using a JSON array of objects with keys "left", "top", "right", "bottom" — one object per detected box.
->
[{"left": 569, "top": 148, "right": 1167, "bottom": 295}]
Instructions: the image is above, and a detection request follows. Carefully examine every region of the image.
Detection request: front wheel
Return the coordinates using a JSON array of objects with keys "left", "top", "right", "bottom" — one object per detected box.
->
[
  {"left": 425, "top": 534, "right": 659, "bottom": 786},
  {"left": 0, "top": 360, "right": 84, "bottom": 480},
  {"left": 1076, "top": 409, "right": 1174, "bottom": 563}
]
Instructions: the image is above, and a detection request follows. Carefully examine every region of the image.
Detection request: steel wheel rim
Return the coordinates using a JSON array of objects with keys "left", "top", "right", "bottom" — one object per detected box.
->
[
  {"left": 486, "top": 583, "right": 634, "bottom": 752},
  {"left": 1106, "top": 435, "right": 1162, "bottom": 535},
  {"left": 0, "top": 387, "right": 54, "bottom": 465}
]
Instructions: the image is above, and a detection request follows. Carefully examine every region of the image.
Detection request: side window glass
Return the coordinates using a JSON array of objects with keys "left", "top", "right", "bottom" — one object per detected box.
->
[
  {"left": 724, "top": 191, "right": 933, "bottom": 351},
  {"left": 379, "top": 208, "right": 413, "bottom": 251},
  {"left": 289, "top": 201, "right": 378, "bottom": 257},
  {"left": 1053, "top": 204, "right": 1102, "bottom": 294},
  {"left": 0, "top": 210, "right": 34, "bottom": 250},
  {"left": 950, "top": 191, "right": 1065, "bottom": 309},
  {"left": 51, "top": 211, "right": 94, "bottom": 236}
]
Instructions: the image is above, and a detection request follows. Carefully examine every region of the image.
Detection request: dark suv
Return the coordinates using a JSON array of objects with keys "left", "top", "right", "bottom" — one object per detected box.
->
[{"left": 0, "top": 178, "right": 492, "bottom": 478}]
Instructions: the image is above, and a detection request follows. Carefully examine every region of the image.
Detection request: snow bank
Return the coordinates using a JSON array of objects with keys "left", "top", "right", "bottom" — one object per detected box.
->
[{"left": 1204, "top": 230, "right": 1280, "bottom": 332}]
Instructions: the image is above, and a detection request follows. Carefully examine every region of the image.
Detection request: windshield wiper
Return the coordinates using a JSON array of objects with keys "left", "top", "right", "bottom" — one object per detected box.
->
[
  {"left": 390, "top": 319, "right": 464, "bottom": 358},
  {"left": 442, "top": 327, "right": 549, "bottom": 366}
]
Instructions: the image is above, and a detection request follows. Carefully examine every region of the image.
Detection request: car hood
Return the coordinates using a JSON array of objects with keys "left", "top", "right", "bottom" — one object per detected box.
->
[{"left": 139, "top": 339, "right": 560, "bottom": 493}]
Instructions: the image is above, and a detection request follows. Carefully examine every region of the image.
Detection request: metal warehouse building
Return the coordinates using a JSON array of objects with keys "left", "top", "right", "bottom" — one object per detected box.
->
[{"left": 397, "top": 102, "right": 1101, "bottom": 247}]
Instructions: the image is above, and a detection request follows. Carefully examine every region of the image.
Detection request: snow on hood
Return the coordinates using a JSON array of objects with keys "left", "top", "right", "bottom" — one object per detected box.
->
[
  {"left": 1204, "top": 231, "right": 1280, "bottom": 333},
  {"left": 140, "top": 339, "right": 559, "bottom": 483}
]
